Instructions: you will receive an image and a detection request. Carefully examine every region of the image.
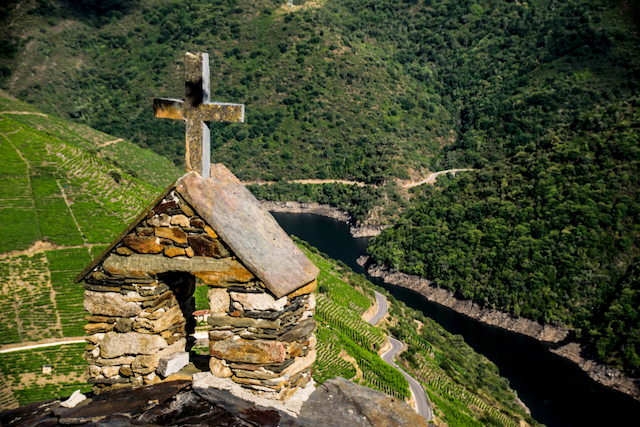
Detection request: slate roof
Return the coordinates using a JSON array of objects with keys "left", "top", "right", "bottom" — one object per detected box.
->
[{"left": 75, "top": 164, "right": 318, "bottom": 298}]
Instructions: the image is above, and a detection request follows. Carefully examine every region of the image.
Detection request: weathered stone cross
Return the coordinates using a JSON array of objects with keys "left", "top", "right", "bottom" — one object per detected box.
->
[{"left": 153, "top": 52, "right": 245, "bottom": 179}]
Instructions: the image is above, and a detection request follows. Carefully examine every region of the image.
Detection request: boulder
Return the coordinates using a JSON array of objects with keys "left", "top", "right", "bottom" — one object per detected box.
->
[
  {"left": 100, "top": 332, "right": 168, "bottom": 359},
  {"left": 230, "top": 291, "right": 287, "bottom": 311},
  {"left": 210, "top": 338, "right": 286, "bottom": 364},
  {"left": 84, "top": 291, "right": 141, "bottom": 317}
]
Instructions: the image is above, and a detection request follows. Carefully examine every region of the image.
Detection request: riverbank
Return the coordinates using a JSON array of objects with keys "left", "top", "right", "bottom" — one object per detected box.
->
[
  {"left": 261, "top": 201, "right": 388, "bottom": 238},
  {"left": 357, "top": 256, "right": 640, "bottom": 401}
]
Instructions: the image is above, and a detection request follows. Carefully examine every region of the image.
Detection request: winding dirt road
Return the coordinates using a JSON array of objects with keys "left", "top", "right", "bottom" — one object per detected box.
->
[{"left": 243, "top": 168, "right": 473, "bottom": 188}]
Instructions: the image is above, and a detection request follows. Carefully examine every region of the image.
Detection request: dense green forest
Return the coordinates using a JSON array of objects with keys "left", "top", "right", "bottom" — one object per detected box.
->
[
  {"left": 369, "top": 100, "right": 640, "bottom": 374},
  {"left": 2, "top": 0, "right": 640, "bottom": 379}
]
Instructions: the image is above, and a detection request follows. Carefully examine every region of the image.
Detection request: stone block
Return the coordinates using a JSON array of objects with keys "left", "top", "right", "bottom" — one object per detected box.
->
[
  {"left": 207, "top": 316, "right": 281, "bottom": 330},
  {"left": 210, "top": 338, "right": 286, "bottom": 364},
  {"left": 170, "top": 214, "right": 190, "bottom": 227},
  {"left": 204, "top": 225, "right": 218, "bottom": 239},
  {"left": 131, "top": 339, "right": 186, "bottom": 375},
  {"left": 209, "top": 356, "right": 233, "bottom": 378},
  {"left": 103, "top": 254, "right": 253, "bottom": 283},
  {"left": 85, "top": 354, "right": 135, "bottom": 367},
  {"left": 100, "top": 332, "right": 168, "bottom": 359},
  {"left": 116, "top": 246, "right": 133, "bottom": 256},
  {"left": 155, "top": 227, "right": 188, "bottom": 244},
  {"left": 230, "top": 291, "right": 287, "bottom": 312},
  {"left": 148, "top": 213, "right": 171, "bottom": 227},
  {"left": 115, "top": 318, "right": 133, "bottom": 333},
  {"left": 207, "top": 288, "right": 230, "bottom": 315},
  {"left": 209, "top": 330, "right": 234, "bottom": 341},
  {"left": 84, "top": 291, "right": 142, "bottom": 317},
  {"left": 164, "top": 246, "right": 186, "bottom": 257},
  {"left": 123, "top": 235, "right": 164, "bottom": 254},
  {"left": 134, "top": 304, "right": 185, "bottom": 334},
  {"left": 101, "top": 366, "right": 120, "bottom": 378},
  {"left": 190, "top": 218, "right": 205, "bottom": 228},
  {"left": 179, "top": 202, "right": 194, "bottom": 217},
  {"left": 287, "top": 279, "right": 317, "bottom": 298},
  {"left": 155, "top": 200, "right": 177, "bottom": 214},
  {"left": 85, "top": 322, "right": 115, "bottom": 335},
  {"left": 136, "top": 227, "right": 154, "bottom": 236},
  {"left": 282, "top": 350, "right": 316, "bottom": 376},
  {"left": 157, "top": 352, "right": 190, "bottom": 378},
  {"left": 188, "top": 235, "right": 230, "bottom": 258},
  {"left": 279, "top": 318, "right": 316, "bottom": 343}
]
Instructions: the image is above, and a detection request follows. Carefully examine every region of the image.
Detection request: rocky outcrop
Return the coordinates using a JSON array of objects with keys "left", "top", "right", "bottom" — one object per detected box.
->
[
  {"left": 359, "top": 256, "right": 571, "bottom": 343},
  {"left": 361, "top": 256, "right": 640, "bottom": 401},
  {"left": 551, "top": 343, "right": 640, "bottom": 400},
  {"left": 298, "top": 377, "right": 429, "bottom": 427},
  {"left": 261, "top": 201, "right": 389, "bottom": 238}
]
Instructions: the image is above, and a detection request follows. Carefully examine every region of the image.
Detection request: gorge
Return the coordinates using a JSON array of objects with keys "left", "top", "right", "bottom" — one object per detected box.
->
[{"left": 270, "top": 211, "right": 640, "bottom": 427}]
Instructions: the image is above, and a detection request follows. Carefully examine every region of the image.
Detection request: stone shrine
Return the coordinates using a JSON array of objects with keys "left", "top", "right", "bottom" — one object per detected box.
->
[{"left": 75, "top": 52, "right": 319, "bottom": 402}]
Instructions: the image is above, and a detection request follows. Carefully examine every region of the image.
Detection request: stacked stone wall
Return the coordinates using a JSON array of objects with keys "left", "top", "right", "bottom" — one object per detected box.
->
[
  {"left": 207, "top": 280, "right": 317, "bottom": 401},
  {"left": 82, "top": 190, "right": 316, "bottom": 399}
]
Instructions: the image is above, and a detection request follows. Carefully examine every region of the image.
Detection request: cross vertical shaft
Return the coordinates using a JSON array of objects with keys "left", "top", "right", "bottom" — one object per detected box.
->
[
  {"left": 185, "top": 53, "right": 211, "bottom": 180},
  {"left": 153, "top": 52, "right": 245, "bottom": 179}
]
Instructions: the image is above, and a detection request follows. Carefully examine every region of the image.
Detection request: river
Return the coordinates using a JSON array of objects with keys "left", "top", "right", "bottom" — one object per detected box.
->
[{"left": 271, "top": 212, "right": 640, "bottom": 427}]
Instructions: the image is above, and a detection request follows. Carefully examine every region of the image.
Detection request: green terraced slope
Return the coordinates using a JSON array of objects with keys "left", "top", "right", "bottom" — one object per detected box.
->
[{"left": 0, "top": 92, "right": 182, "bottom": 188}]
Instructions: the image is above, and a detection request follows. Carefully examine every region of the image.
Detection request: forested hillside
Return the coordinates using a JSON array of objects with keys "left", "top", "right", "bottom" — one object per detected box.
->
[{"left": 2, "top": 0, "right": 639, "bottom": 385}]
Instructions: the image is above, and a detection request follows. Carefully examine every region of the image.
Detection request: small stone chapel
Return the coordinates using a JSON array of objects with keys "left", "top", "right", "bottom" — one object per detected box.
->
[{"left": 75, "top": 52, "right": 319, "bottom": 402}]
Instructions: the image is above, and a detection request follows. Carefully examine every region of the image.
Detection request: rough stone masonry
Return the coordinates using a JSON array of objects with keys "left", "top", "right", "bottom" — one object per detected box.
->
[{"left": 76, "top": 166, "right": 319, "bottom": 402}]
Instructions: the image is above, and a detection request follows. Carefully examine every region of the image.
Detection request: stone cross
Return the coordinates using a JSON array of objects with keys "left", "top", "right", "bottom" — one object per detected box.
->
[{"left": 153, "top": 52, "right": 245, "bottom": 179}]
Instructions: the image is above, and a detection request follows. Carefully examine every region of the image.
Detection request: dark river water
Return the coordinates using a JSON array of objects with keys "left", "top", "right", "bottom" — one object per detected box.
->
[{"left": 271, "top": 212, "right": 640, "bottom": 427}]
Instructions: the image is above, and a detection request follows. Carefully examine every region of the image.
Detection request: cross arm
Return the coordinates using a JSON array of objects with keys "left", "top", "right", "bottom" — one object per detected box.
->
[
  {"left": 198, "top": 102, "right": 245, "bottom": 123},
  {"left": 153, "top": 98, "right": 185, "bottom": 120}
]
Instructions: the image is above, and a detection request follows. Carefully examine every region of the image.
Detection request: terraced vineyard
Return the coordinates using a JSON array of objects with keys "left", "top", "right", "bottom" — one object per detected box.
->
[
  {"left": 0, "top": 116, "right": 160, "bottom": 251},
  {"left": 414, "top": 353, "right": 517, "bottom": 427},
  {"left": 315, "top": 294, "right": 385, "bottom": 352},
  {"left": 0, "top": 343, "right": 90, "bottom": 408},
  {"left": 313, "top": 325, "right": 357, "bottom": 384},
  {"left": 0, "top": 93, "right": 181, "bottom": 188}
]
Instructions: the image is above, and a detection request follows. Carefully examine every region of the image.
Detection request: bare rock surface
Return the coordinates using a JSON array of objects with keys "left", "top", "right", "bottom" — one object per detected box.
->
[
  {"left": 552, "top": 343, "right": 640, "bottom": 400},
  {"left": 298, "top": 377, "right": 429, "bottom": 426},
  {"left": 1, "top": 377, "right": 432, "bottom": 427},
  {"left": 359, "top": 256, "right": 571, "bottom": 343}
]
